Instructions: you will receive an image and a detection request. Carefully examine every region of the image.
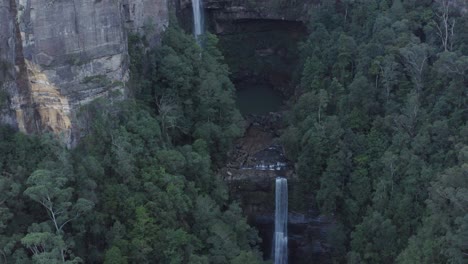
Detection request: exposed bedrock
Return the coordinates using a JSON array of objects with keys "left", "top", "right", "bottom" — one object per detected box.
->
[
  {"left": 1, "top": 0, "right": 313, "bottom": 145},
  {"left": 0, "top": 0, "right": 168, "bottom": 146},
  {"left": 0, "top": 0, "right": 35, "bottom": 133}
]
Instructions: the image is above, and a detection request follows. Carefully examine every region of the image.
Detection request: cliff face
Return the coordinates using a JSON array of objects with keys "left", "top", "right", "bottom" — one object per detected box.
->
[
  {"left": 124, "top": 0, "right": 169, "bottom": 45},
  {"left": 1, "top": 0, "right": 310, "bottom": 145},
  {"left": 0, "top": 0, "right": 34, "bottom": 132},
  {"left": 206, "top": 0, "right": 312, "bottom": 27},
  {"left": 177, "top": 0, "right": 314, "bottom": 34},
  {"left": 0, "top": 0, "right": 168, "bottom": 146}
]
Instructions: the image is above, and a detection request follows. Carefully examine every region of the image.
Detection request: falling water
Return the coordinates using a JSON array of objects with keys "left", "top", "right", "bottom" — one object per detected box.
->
[
  {"left": 274, "top": 177, "right": 288, "bottom": 264},
  {"left": 191, "top": 0, "right": 204, "bottom": 44}
]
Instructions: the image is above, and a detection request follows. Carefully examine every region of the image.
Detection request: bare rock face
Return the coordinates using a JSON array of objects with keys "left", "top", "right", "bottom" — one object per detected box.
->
[
  {"left": 0, "top": 0, "right": 168, "bottom": 146},
  {"left": 123, "top": 0, "right": 169, "bottom": 44},
  {"left": 19, "top": 0, "right": 130, "bottom": 146},
  {"left": 0, "top": 0, "right": 36, "bottom": 133},
  {"left": 0, "top": 0, "right": 20, "bottom": 127}
]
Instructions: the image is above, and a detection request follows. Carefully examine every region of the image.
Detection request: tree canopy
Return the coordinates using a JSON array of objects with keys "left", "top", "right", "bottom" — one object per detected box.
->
[{"left": 281, "top": 0, "right": 467, "bottom": 262}]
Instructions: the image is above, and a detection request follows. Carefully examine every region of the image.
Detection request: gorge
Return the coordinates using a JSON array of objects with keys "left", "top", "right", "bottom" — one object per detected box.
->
[
  {"left": 0, "top": 1, "right": 467, "bottom": 263},
  {"left": 2, "top": 5, "right": 316, "bottom": 261}
]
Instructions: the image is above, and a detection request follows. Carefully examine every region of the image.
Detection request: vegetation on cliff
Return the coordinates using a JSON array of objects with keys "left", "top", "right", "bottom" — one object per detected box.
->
[{"left": 282, "top": 0, "right": 467, "bottom": 263}]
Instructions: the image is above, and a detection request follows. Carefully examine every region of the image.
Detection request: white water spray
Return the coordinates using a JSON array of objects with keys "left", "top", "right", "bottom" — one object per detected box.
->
[
  {"left": 274, "top": 177, "right": 288, "bottom": 264},
  {"left": 191, "top": 0, "right": 204, "bottom": 44}
]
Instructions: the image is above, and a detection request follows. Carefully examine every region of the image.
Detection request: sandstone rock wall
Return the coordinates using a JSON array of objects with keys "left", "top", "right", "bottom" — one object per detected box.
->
[
  {"left": 2, "top": 0, "right": 311, "bottom": 146},
  {"left": 0, "top": 0, "right": 19, "bottom": 127},
  {"left": 0, "top": 0, "right": 36, "bottom": 133},
  {"left": 21, "top": 0, "right": 130, "bottom": 146},
  {"left": 123, "top": 0, "right": 169, "bottom": 44},
  {"left": 0, "top": 0, "right": 168, "bottom": 146}
]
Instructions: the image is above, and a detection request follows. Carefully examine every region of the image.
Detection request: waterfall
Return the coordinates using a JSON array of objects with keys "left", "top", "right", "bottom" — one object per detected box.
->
[
  {"left": 274, "top": 177, "right": 288, "bottom": 264},
  {"left": 191, "top": 0, "right": 204, "bottom": 44}
]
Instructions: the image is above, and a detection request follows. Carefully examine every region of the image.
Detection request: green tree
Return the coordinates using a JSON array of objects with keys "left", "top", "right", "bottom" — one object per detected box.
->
[
  {"left": 104, "top": 246, "right": 128, "bottom": 264},
  {"left": 350, "top": 212, "right": 398, "bottom": 264},
  {"left": 23, "top": 169, "right": 94, "bottom": 262}
]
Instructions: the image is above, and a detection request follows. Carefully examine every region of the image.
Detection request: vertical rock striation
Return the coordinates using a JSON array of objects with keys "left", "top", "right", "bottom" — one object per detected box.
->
[
  {"left": 0, "top": 0, "right": 168, "bottom": 146},
  {"left": 0, "top": 0, "right": 35, "bottom": 133},
  {"left": 123, "top": 0, "right": 169, "bottom": 45}
]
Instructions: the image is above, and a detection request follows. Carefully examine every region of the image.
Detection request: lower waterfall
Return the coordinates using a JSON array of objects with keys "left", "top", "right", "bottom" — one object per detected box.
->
[{"left": 274, "top": 177, "right": 288, "bottom": 264}]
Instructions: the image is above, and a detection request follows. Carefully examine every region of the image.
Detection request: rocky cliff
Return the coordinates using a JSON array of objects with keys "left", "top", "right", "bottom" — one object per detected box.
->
[
  {"left": 177, "top": 0, "right": 314, "bottom": 34},
  {"left": 0, "top": 0, "right": 33, "bottom": 133},
  {"left": 1, "top": 0, "right": 313, "bottom": 145},
  {"left": 0, "top": 0, "right": 168, "bottom": 146}
]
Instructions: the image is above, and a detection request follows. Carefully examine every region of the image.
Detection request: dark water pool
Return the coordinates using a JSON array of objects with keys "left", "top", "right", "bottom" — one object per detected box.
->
[{"left": 235, "top": 83, "right": 283, "bottom": 115}]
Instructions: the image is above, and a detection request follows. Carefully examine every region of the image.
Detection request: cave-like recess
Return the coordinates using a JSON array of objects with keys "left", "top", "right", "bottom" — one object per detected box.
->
[
  {"left": 213, "top": 18, "right": 307, "bottom": 98},
  {"left": 177, "top": 2, "right": 307, "bottom": 97}
]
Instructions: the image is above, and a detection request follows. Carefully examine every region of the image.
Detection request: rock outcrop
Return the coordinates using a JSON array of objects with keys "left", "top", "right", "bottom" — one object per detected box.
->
[
  {"left": 0, "top": 0, "right": 168, "bottom": 146},
  {"left": 1, "top": 0, "right": 314, "bottom": 145}
]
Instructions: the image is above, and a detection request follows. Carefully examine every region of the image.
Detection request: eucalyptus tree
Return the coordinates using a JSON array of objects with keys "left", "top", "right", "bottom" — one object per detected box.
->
[{"left": 23, "top": 169, "right": 94, "bottom": 262}]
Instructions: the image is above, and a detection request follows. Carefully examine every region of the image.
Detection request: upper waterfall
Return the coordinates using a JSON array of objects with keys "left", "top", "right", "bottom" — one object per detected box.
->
[{"left": 191, "top": 0, "right": 204, "bottom": 44}]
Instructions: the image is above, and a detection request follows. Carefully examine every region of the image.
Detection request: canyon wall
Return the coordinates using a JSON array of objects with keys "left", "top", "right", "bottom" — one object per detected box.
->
[
  {"left": 176, "top": 0, "right": 314, "bottom": 34},
  {"left": 204, "top": 0, "right": 312, "bottom": 34},
  {"left": 0, "top": 0, "right": 168, "bottom": 146},
  {"left": 0, "top": 0, "right": 34, "bottom": 133},
  {"left": 1, "top": 0, "right": 312, "bottom": 145}
]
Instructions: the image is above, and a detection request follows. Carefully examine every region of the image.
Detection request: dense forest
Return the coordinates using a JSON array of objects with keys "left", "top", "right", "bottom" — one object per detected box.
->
[
  {"left": 281, "top": 0, "right": 467, "bottom": 263},
  {"left": 0, "top": 25, "right": 263, "bottom": 263},
  {"left": 0, "top": 0, "right": 467, "bottom": 263}
]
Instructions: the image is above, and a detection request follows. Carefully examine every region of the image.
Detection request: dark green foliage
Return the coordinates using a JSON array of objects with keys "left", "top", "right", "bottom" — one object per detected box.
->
[
  {"left": 129, "top": 25, "right": 243, "bottom": 167},
  {"left": 282, "top": 0, "right": 467, "bottom": 263},
  {"left": 0, "top": 24, "right": 261, "bottom": 263}
]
